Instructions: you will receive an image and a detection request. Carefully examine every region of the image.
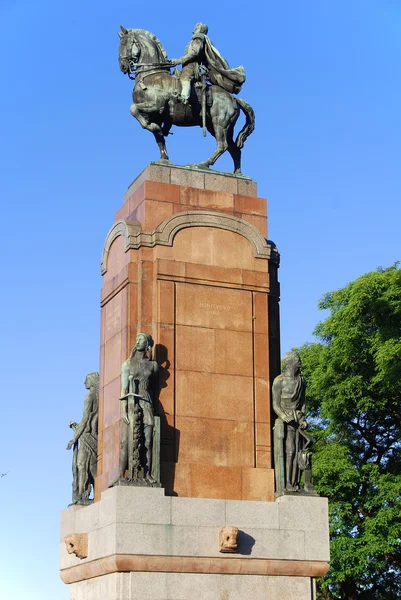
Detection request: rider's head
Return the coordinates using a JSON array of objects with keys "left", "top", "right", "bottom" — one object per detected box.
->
[{"left": 193, "top": 23, "right": 208, "bottom": 35}]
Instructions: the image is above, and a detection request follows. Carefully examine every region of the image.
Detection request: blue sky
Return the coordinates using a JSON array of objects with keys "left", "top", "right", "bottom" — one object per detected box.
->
[{"left": 0, "top": 1, "right": 400, "bottom": 598}]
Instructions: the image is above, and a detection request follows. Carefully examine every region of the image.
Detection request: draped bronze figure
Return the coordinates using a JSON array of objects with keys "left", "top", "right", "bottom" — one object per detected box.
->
[{"left": 112, "top": 333, "right": 161, "bottom": 488}]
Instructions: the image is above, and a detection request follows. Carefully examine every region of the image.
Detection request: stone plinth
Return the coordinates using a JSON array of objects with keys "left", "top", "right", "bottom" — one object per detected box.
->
[
  {"left": 60, "top": 486, "right": 329, "bottom": 599},
  {"left": 96, "top": 164, "right": 280, "bottom": 502},
  {"left": 61, "top": 164, "right": 330, "bottom": 600}
]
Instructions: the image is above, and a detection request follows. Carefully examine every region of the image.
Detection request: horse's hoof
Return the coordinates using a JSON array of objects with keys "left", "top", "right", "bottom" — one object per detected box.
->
[{"left": 186, "top": 162, "right": 210, "bottom": 170}]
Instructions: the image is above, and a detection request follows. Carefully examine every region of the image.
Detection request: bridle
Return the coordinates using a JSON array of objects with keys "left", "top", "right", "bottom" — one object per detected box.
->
[
  {"left": 122, "top": 35, "right": 172, "bottom": 80},
  {"left": 127, "top": 62, "right": 172, "bottom": 80}
]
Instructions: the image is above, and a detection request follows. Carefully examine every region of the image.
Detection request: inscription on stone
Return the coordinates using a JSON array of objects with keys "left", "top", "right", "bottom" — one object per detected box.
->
[
  {"left": 106, "top": 304, "right": 121, "bottom": 338},
  {"left": 199, "top": 302, "right": 232, "bottom": 316}
]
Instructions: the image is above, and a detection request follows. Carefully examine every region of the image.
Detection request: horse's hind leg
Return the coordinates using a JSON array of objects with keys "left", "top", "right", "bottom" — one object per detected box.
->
[
  {"left": 196, "top": 123, "right": 228, "bottom": 169},
  {"left": 228, "top": 143, "right": 241, "bottom": 174},
  {"left": 193, "top": 96, "right": 238, "bottom": 169},
  {"left": 227, "top": 126, "right": 241, "bottom": 174}
]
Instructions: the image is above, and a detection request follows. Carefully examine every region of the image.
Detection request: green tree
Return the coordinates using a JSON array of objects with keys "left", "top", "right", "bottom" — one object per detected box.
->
[{"left": 298, "top": 265, "right": 401, "bottom": 600}]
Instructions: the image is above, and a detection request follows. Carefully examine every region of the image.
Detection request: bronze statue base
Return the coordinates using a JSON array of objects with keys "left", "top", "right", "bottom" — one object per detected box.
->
[
  {"left": 274, "top": 488, "right": 320, "bottom": 499},
  {"left": 110, "top": 477, "right": 162, "bottom": 489},
  {"left": 68, "top": 498, "right": 94, "bottom": 507},
  {"left": 151, "top": 160, "right": 252, "bottom": 180}
]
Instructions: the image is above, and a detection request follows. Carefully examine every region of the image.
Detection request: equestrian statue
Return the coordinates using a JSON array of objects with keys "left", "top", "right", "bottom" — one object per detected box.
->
[{"left": 118, "top": 23, "right": 255, "bottom": 173}]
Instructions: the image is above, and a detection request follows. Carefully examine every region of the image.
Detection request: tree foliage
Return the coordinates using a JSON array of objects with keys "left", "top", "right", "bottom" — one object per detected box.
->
[{"left": 298, "top": 265, "right": 401, "bottom": 600}]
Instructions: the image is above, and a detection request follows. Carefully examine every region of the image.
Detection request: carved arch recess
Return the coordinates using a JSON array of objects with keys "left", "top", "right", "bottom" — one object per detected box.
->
[{"left": 101, "top": 210, "right": 276, "bottom": 275}]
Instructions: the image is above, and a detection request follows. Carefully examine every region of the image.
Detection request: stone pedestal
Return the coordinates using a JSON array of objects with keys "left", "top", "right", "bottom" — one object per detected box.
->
[
  {"left": 60, "top": 487, "right": 329, "bottom": 599},
  {"left": 60, "top": 164, "right": 330, "bottom": 598},
  {"left": 96, "top": 164, "right": 280, "bottom": 502}
]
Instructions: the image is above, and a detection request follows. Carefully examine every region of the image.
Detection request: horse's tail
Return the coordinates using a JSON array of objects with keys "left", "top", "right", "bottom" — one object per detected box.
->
[{"left": 235, "top": 98, "right": 255, "bottom": 149}]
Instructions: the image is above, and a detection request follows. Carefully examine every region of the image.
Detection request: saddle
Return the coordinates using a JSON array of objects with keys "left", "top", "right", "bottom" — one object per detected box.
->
[
  {"left": 172, "top": 68, "right": 213, "bottom": 107},
  {"left": 195, "top": 84, "right": 213, "bottom": 107}
]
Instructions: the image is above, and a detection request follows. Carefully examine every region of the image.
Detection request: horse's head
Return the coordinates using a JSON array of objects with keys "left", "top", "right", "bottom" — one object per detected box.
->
[
  {"left": 118, "top": 25, "right": 140, "bottom": 76},
  {"left": 118, "top": 26, "right": 168, "bottom": 76}
]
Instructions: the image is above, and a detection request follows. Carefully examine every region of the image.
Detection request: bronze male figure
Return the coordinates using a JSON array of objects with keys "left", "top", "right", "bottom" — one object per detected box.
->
[
  {"left": 66, "top": 372, "right": 99, "bottom": 505},
  {"left": 170, "top": 22, "right": 245, "bottom": 104},
  {"left": 272, "top": 352, "right": 316, "bottom": 495}
]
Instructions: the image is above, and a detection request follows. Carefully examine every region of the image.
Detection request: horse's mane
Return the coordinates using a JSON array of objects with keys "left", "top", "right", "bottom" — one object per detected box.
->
[{"left": 131, "top": 29, "right": 168, "bottom": 63}]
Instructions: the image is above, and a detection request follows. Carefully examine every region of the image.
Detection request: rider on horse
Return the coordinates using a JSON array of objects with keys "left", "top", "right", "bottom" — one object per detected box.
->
[
  {"left": 118, "top": 24, "right": 254, "bottom": 172},
  {"left": 170, "top": 23, "right": 246, "bottom": 104}
]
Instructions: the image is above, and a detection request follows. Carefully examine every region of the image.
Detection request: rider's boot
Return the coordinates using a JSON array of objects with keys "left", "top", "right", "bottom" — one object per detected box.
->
[{"left": 180, "top": 80, "right": 191, "bottom": 105}]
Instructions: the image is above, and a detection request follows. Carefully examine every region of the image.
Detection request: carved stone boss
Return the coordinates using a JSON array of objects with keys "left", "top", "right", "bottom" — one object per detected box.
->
[
  {"left": 219, "top": 527, "right": 239, "bottom": 553},
  {"left": 64, "top": 533, "right": 88, "bottom": 559}
]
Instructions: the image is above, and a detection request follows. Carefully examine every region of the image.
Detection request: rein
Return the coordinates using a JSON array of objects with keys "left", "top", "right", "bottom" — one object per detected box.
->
[{"left": 127, "top": 61, "right": 172, "bottom": 80}]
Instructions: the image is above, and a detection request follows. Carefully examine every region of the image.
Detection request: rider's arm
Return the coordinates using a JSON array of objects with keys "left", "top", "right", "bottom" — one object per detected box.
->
[{"left": 170, "top": 39, "right": 203, "bottom": 66}]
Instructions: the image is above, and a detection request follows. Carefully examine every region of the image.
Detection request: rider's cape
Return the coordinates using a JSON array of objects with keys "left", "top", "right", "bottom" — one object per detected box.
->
[{"left": 201, "top": 35, "right": 246, "bottom": 94}]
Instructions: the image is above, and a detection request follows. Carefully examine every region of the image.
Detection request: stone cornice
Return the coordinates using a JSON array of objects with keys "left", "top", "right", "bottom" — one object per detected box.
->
[
  {"left": 60, "top": 553, "right": 329, "bottom": 584},
  {"left": 101, "top": 211, "right": 279, "bottom": 275}
]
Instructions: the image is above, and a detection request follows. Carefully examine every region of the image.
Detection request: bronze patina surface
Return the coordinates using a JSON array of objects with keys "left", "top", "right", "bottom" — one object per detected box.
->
[
  {"left": 272, "top": 352, "right": 317, "bottom": 496},
  {"left": 118, "top": 24, "right": 255, "bottom": 173}
]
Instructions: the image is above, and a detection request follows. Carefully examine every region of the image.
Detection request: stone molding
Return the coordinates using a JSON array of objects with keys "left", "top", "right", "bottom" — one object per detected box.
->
[
  {"left": 124, "top": 162, "right": 258, "bottom": 198},
  {"left": 60, "top": 554, "right": 329, "bottom": 584},
  {"left": 101, "top": 211, "right": 276, "bottom": 275}
]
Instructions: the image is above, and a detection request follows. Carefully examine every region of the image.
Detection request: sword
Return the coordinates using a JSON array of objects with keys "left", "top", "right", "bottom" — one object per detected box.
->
[
  {"left": 125, "top": 376, "right": 134, "bottom": 479},
  {"left": 120, "top": 392, "right": 142, "bottom": 400},
  {"left": 201, "top": 68, "right": 207, "bottom": 137}
]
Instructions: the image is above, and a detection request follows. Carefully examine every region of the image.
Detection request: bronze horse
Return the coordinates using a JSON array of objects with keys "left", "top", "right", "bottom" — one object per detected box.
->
[{"left": 118, "top": 27, "right": 255, "bottom": 173}]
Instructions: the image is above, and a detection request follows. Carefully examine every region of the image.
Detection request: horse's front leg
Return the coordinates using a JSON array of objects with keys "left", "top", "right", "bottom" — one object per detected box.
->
[
  {"left": 152, "top": 129, "right": 169, "bottom": 161},
  {"left": 130, "top": 102, "right": 169, "bottom": 160}
]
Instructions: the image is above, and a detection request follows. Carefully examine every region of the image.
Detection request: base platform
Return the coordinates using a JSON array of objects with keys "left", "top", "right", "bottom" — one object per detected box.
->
[{"left": 60, "top": 486, "right": 329, "bottom": 599}]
